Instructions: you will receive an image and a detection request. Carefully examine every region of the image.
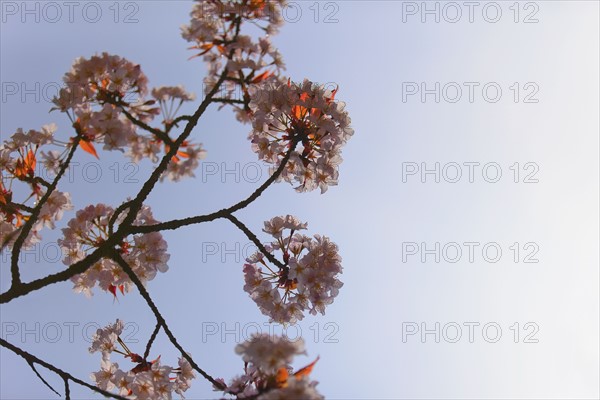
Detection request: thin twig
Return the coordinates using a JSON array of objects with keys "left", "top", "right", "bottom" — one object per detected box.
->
[
  {"left": 109, "top": 199, "right": 134, "bottom": 235},
  {"left": 111, "top": 252, "right": 226, "bottom": 390},
  {"left": 120, "top": 107, "right": 173, "bottom": 146},
  {"left": 130, "top": 139, "right": 298, "bottom": 235},
  {"left": 224, "top": 214, "right": 285, "bottom": 269},
  {"left": 0, "top": 337, "right": 128, "bottom": 400},
  {"left": 27, "top": 360, "right": 61, "bottom": 397},
  {"left": 144, "top": 322, "right": 161, "bottom": 360},
  {"left": 10, "top": 135, "right": 81, "bottom": 287}
]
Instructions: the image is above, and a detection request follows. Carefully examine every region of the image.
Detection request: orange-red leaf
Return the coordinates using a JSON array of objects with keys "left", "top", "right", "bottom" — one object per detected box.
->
[
  {"left": 14, "top": 149, "right": 37, "bottom": 179},
  {"left": 108, "top": 284, "right": 117, "bottom": 298},
  {"left": 80, "top": 140, "right": 99, "bottom": 159},
  {"left": 292, "top": 105, "right": 308, "bottom": 120},
  {"left": 327, "top": 86, "right": 339, "bottom": 103},
  {"left": 252, "top": 70, "right": 273, "bottom": 84},
  {"left": 275, "top": 367, "right": 289, "bottom": 388},
  {"left": 293, "top": 356, "right": 319, "bottom": 379},
  {"left": 25, "top": 149, "right": 36, "bottom": 173}
]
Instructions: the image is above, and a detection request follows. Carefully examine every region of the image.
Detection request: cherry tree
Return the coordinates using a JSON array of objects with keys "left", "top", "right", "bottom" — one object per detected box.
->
[{"left": 0, "top": 1, "right": 353, "bottom": 398}]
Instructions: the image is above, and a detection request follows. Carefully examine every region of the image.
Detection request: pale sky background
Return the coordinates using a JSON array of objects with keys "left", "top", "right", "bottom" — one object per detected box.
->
[{"left": 1, "top": 1, "right": 599, "bottom": 399}]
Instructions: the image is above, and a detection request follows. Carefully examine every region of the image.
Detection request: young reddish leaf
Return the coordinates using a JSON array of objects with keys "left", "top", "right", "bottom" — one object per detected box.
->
[
  {"left": 108, "top": 284, "right": 118, "bottom": 299},
  {"left": 275, "top": 367, "right": 289, "bottom": 388},
  {"left": 14, "top": 149, "right": 36, "bottom": 180},
  {"left": 80, "top": 140, "right": 99, "bottom": 159},
  {"left": 251, "top": 70, "right": 273, "bottom": 84},
  {"left": 293, "top": 356, "right": 320, "bottom": 379},
  {"left": 25, "top": 149, "right": 37, "bottom": 174},
  {"left": 327, "top": 86, "right": 339, "bottom": 103},
  {"left": 292, "top": 105, "right": 308, "bottom": 120}
]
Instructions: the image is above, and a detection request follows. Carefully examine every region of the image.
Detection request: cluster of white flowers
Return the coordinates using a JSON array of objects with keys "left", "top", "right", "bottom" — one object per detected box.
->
[
  {"left": 248, "top": 79, "right": 354, "bottom": 193},
  {"left": 89, "top": 320, "right": 195, "bottom": 399},
  {"left": 58, "top": 204, "right": 170, "bottom": 297},
  {"left": 182, "top": 0, "right": 286, "bottom": 45},
  {"left": 243, "top": 215, "right": 343, "bottom": 324},
  {"left": 182, "top": 0, "right": 287, "bottom": 122},
  {"left": 51, "top": 53, "right": 206, "bottom": 182},
  {"left": 0, "top": 124, "right": 73, "bottom": 249},
  {"left": 215, "top": 333, "right": 323, "bottom": 399},
  {"left": 52, "top": 52, "right": 150, "bottom": 114}
]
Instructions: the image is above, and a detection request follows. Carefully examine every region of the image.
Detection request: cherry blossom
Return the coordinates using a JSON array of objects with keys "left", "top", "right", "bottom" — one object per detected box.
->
[
  {"left": 51, "top": 53, "right": 206, "bottom": 182},
  {"left": 182, "top": 0, "right": 287, "bottom": 122},
  {"left": 217, "top": 333, "right": 323, "bottom": 399},
  {"left": 59, "top": 204, "right": 170, "bottom": 297},
  {"left": 0, "top": 124, "right": 73, "bottom": 249},
  {"left": 89, "top": 319, "right": 196, "bottom": 400},
  {"left": 52, "top": 52, "right": 150, "bottom": 114},
  {"left": 248, "top": 79, "right": 354, "bottom": 193},
  {"left": 243, "top": 215, "right": 343, "bottom": 324}
]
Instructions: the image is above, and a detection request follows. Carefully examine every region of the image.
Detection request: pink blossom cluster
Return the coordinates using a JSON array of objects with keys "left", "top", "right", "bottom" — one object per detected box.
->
[
  {"left": 52, "top": 52, "right": 151, "bottom": 117},
  {"left": 181, "top": 0, "right": 286, "bottom": 122},
  {"left": 248, "top": 79, "right": 354, "bottom": 193},
  {"left": 181, "top": 0, "right": 286, "bottom": 47},
  {"left": 243, "top": 215, "right": 343, "bottom": 324},
  {"left": 58, "top": 204, "right": 169, "bottom": 297},
  {"left": 52, "top": 53, "right": 205, "bottom": 182},
  {"left": 89, "top": 320, "right": 195, "bottom": 399},
  {"left": 0, "top": 124, "right": 73, "bottom": 249},
  {"left": 215, "top": 333, "right": 323, "bottom": 399}
]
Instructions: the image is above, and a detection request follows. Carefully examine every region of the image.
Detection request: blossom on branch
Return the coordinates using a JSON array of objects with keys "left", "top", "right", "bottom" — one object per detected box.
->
[
  {"left": 0, "top": 124, "right": 73, "bottom": 249},
  {"left": 51, "top": 53, "right": 206, "bottom": 182},
  {"left": 216, "top": 333, "right": 323, "bottom": 399},
  {"left": 59, "top": 204, "right": 170, "bottom": 297},
  {"left": 89, "top": 319, "right": 195, "bottom": 399},
  {"left": 248, "top": 79, "right": 354, "bottom": 193},
  {"left": 182, "top": 0, "right": 287, "bottom": 122},
  {"left": 243, "top": 215, "right": 343, "bottom": 324}
]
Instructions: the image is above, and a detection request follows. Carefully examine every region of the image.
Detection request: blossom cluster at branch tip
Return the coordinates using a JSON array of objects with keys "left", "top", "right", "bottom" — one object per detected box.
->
[
  {"left": 182, "top": 0, "right": 287, "bottom": 122},
  {"left": 1, "top": 124, "right": 73, "bottom": 249},
  {"left": 89, "top": 319, "right": 195, "bottom": 399},
  {"left": 215, "top": 333, "right": 324, "bottom": 399},
  {"left": 58, "top": 203, "right": 170, "bottom": 297},
  {"left": 243, "top": 215, "right": 343, "bottom": 324},
  {"left": 51, "top": 52, "right": 206, "bottom": 182},
  {"left": 248, "top": 79, "right": 354, "bottom": 193}
]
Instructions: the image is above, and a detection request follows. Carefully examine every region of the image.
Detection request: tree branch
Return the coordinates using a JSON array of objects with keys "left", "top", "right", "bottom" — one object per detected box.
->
[
  {"left": 27, "top": 360, "right": 61, "bottom": 397},
  {"left": 10, "top": 135, "right": 81, "bottom": 287},
  {"left": 0, "top": 337, "right": 128, "bottom": 400},
  {"left": 143, "top": 322, "right": 161, "bottom": 360},
  {"left": 130, "top": 139, "right": 298, "bottom": 235},
  {"left": 224, "top": 214, "right": 285, "bottom": 269},
  {"left": 120, "top": 107, "right": 173, "bottom": 146},
  {"left": 111, "top": 252, "right": 226, "bottom": 391}
]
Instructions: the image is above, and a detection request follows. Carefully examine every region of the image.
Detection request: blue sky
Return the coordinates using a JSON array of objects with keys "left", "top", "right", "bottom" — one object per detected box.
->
[{"left": 1, "top": 1, "right": 599, "bottom": 399}]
